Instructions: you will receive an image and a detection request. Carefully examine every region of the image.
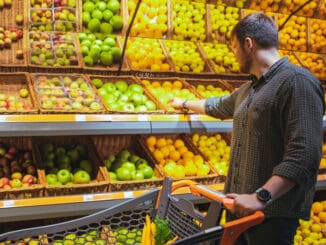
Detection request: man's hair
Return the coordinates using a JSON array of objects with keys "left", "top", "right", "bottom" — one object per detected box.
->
[{"left": 231, "top": 12, "right": 279, "bottom": 49}]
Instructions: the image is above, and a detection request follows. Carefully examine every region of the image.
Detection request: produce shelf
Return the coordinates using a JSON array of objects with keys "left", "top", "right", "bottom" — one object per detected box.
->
[{"left": 0, "top": 183, "right": 224, "bottom": 223}]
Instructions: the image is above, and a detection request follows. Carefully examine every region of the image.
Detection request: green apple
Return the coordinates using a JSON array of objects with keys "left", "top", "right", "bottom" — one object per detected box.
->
[
  {"left": 131, "top": 170, "right": 144, "bottom": 180},
  {"left": 116, "top": 149, "right": 131, "bottom": 161},
  {"left": 116, "top": 167, "right": 131, "bottom": 181},
  {"left": 115, "top": 80, "right": 128, "bottom": 93},
  {"left": 67, "top": 148, "right": 80, "bottom": 164},
  {"left": 46, "top": 173, "right": 58, "bottom": 185},
  {"left": 128, "top": 84, "right": 144, "bottom": 94},
  {"left": 79, "top": 159, "right": 92, "bottom": 173},
  {"left": 55, "top": 146, "right": 66, "bottom": 157},
  {"left": 92, "top": 78, "right": 103, "bottom": 89},
  {"left": 121, "top": 161, "right": 136, "bottom": 173},
  {"left": 140, "top": 166, "right": 154, "bottom": 179},
  {"left": 128, "top": 154, "right": 140, "bottom": 163},
  {"left": 135, "top": 158, "right": 148, "bottom": 169},
  {"left": 109, "top": 171, "right": 117, "bottom": 180},
  {"left": 145, "top": 100, "right": 157, "bottom": 111},
  {"left": 57, "top": 169, "right": 72, "bottom": 185},
  {"left": 73, "top": 170, "right": 91, "bottom": 184},
  {"left": 10, "top": 179, "right": 22, "bottom": 188},
  {"left": 75, "top": 144, "right": 87, "bottom": 159}
]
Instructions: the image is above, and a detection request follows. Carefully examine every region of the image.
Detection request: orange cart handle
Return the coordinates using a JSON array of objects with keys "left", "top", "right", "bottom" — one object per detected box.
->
[{"left": 167, "top": 180, "right": 234, "bottom": 210}]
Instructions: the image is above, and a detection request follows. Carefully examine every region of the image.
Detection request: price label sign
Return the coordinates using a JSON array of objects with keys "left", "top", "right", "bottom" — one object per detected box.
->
[
  {"left": 123, "top": 191, "right": 134, "bottom": 199},
  {"left": 3, "top": 200, "right": 15, "bottom": 208},
  {"left": 83, "top": 194, "right": 94, "bottom": 202},
  {"left": 190, "top": 114, "right": 200, "bottom": 121},
  {"left": 75, "top": 115, "right": 86, "bottom": 122},
  {"left": 138, "top": 115, "right": 148, "bottom": 121}
]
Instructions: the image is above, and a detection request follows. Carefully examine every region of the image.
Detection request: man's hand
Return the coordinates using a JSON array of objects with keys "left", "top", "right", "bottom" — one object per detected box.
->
[
  {"left": 170, "top": 98, "right": 185, "bottom": 110},
  {"left": 226, "top": 193, "right": 265, "bottom": 217}
]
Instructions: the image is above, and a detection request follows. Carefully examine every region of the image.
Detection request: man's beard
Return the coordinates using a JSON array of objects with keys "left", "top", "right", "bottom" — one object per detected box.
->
[{"left": 240, "top": 55, "right": 252, "bottom": 74}]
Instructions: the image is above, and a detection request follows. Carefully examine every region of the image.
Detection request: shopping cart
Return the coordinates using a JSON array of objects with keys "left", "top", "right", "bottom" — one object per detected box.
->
[{"left": 0, "top": 177, "right": 264, "bottom": 245}]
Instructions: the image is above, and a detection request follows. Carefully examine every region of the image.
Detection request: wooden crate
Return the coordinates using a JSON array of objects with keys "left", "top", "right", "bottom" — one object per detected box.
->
[
  {"left": 31, "top": 73, "right": 106, "bottom": 114},
  {"left": 135, "top": 76, "right": 202, "bottom": 114},
  {"left": 183, "top": 78, "right": 233, "bottom": 99},
  {"left": 86, "top": 74, "right": 165, "bottom": 114},
  {"left": 0, "top": 137, "right": 44, "bottom": 200},
  {"left": 32, "top": 136, "right": 109, "bottom": 197},
  {"left": 91, "top": 135, "right": 164, "bottom": 192},
  {"left": 138, "top": 134, "right": 223, "bottom": 185},
  {"left": 0, "top": 72, "right": 39, "bottom": 114}
]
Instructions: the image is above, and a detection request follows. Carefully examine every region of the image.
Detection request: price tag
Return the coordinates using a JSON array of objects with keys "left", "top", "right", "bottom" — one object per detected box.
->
[
  {"left": 138, "top": 115, "right": 148, "bottom": 121},
  {"left": 75, "top": 115, "right": 86, "bottom": 122},
  {"left": 104, "top": 115, "right": 112, "bottom": 121},
  {"left": 123, "top": 191, "right": 134, "bottom": 199},
  {"left": 190, "top": 114, "right": 200, "bottom": 121},
  {"left": 83, "top": 194, "right": 94, "bottom": 202},
  {"left": 3, "top": 200, "right": 15, "bottom": 208}
]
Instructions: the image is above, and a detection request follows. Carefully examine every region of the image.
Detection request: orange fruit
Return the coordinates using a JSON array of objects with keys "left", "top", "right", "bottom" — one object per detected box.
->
[
  {"left": 156, "top": 137, "right": 167, "bottom": 148},
  {"left": 321, "top": 201, "right": 326, "bottom": 211},
  {"left": 182, "top": 151, "right": 194, "bottom": 160},
  {"left": 174, "top": 139, "right": 185, "bottom": 149},
  {"left": 178, "top": 146, "right": 188, "bottom": 155},
  {"left": 318, "top": 211, "right": 326, "bottom": 223},
  {"left": 146, "top": 135, "right": 157, "bottom": 147},
  {"left": 153, "top": 149, "right": 164, "bottom": 162},
  {"left": 312, "top": 202, "right": 323, "bottom": 214},
  {"left": 169, "top": 150, "right": 181, "bottom": 162},
  {"left": 160, "top": 146, "right": 170, "bottom": 158}
]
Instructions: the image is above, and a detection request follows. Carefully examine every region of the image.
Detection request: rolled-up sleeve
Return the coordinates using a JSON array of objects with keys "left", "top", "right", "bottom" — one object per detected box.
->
[{"left": 273, "top": 74, "right": 325, "bottom": 186}]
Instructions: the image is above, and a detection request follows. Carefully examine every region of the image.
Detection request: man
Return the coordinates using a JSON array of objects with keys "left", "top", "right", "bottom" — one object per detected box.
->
[{"left": 171, "top": 13, "right": 325, "bottom": 245}]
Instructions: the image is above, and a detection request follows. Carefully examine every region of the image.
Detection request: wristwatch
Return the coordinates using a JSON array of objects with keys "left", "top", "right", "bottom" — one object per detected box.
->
[{"left": 255, "top": 187, "right": 272, "bottom": 205}]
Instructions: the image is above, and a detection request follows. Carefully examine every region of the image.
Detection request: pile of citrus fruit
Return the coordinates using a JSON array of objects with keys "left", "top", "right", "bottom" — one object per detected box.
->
[
  {"left": 192, "top": 82, "right": 231, "bottom": 98},
  {"left": 281, "top": 0, "right": 317, "bottom": 17},
  {"left": 201, "top": 42, "right": 240, "bottom": 73},
  {"left": 295, "top": 52, "right": 326, "bottom": 79},
  {"left": 128, "top": 0, "right": 168, "bottom": 38},
  {"left": 293, "top": 201, "right": 326, "bottom": 244},
  {"left": 248, "top": 0, "right": 281, "bottom": 12},
  {"left": 164, "top": 40, "right": 205, "bottom": 72},
  {"left": 145, "top": 135, "right": 211, "bottom": 178},
  {"left": 309, "top": 19, "right": 326, "bottom": 54},
  {"left": 125, "top": 37, "right": 170, "bottom": 71},
  {"left": 210, "top": 5, "right": 239, "bottom": 41},
  {"left": 141, "top": 79, "right": 199, "bottom": 111},
  {"left": 191, "top": 133, "right": 230, "bottom": 176},
  {"left": 278, "top": 14, "right": 307, "bottom": 52},
  {"left": 172, "top": 0, "right": 206, "bottom": 41},
  {"left": 278, "top": 50, "right": 301, "bottom": 66}
]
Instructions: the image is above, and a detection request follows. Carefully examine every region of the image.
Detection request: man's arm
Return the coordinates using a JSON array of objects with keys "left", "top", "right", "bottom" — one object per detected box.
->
[{"left": 171, "top": 98, "right": 207, "bottom": 114}]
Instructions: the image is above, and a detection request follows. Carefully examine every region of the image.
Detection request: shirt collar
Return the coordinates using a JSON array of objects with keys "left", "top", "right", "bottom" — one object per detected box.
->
[{"left": 250, "top": 57, "right": 289, "bottom": 88}]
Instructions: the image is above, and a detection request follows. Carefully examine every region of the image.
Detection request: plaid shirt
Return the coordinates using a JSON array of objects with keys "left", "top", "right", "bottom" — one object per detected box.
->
[{"left": 205, "top": 57, "right": 325, "bottom": 219}]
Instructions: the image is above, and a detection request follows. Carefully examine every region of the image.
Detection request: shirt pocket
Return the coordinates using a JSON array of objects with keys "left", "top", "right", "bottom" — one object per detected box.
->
[{"left": 249, "top": 99, "right": 273, "bottom": 136}]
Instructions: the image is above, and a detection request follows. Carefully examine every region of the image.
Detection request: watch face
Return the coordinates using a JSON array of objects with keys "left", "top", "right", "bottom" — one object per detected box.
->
[{"left": 257, "top": 189, "right": 271, "bottom": 202}]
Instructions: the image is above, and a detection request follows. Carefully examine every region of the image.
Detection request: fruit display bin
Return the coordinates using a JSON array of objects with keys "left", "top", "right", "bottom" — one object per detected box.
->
[
  {"left": 183, "top": 78, "right": 233, "bottom": 99},
  {"left": 122, "top": 0, "right": 171, "bottom": 39},
  {"left": 91, "top": 135, "right": 164, "bottom": 192},
  {"left": 0, "top": 0, "right": 27, "bottom": 29},
  {"left": 32, "top": 136, "right": 109, "bottom": 197},
  {"left": 80, "top": 36, "right": 130, "bottom": 75},
  {"left": 0, "top": 28, "right": 28, "bottom": 72},
  {"left": 138, "top": 134, "right": 224, "bottom": 185},
  {"left": 28, "top": 32, "right": 83, "bottom": 74},
  {"left": 182, "top": 132, "right": 232, "bottom": 179},
  {"left": 31, "top": 73, "right": 106, "bottom": 114},
  {"left": 169, "top": 0, "right": 210, "bottom": 42},
  {"left": 135, "top": 76, "right": 202, "bottom": 114},
  {"left": 293, "top": 51, "right": 326, "bottom": 80},
  {"left": 87, "top": 75, "right": 165, "bottom": 114},
  {"left": 161, "top": 39, "right": 214, "bottom": 75},
  {"left": 0, "top": 137, "right": 44, "bottom": 200},
  {"left": 0, "top": 72, "right": 39, "bottom": 114},
  {"left": 27, "top": 0, "right": 80, "bottom": 32},
  {"left": 122, "top": 37, "right": 175, "bottom": 75},
  {"left": 307, "top": 18, "right": 326, "bottom": 54},
  {"left": 206, "top": 3, "right": 242, "bottom": 44}
]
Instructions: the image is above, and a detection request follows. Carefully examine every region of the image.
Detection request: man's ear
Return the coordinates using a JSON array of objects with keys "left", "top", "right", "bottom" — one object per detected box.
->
[{"left": 244, "top": 37, "right": 253, "bottom": 50}]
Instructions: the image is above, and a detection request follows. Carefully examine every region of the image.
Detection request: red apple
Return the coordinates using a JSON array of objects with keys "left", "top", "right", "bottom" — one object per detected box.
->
[
  {"left": 22, "top": 174, "right": 34, "bottom": 184},
  {"left": 8, "top": 146, "right": 17, "bottom": 155},
  {"left": 1, "top": 177, "right": 10, "bottom": 186}
]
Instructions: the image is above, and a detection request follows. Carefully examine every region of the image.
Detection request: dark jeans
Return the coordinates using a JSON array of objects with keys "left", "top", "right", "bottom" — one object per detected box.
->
[{"left": 234, "top": 217, "right": 300, "bottom": 245}]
